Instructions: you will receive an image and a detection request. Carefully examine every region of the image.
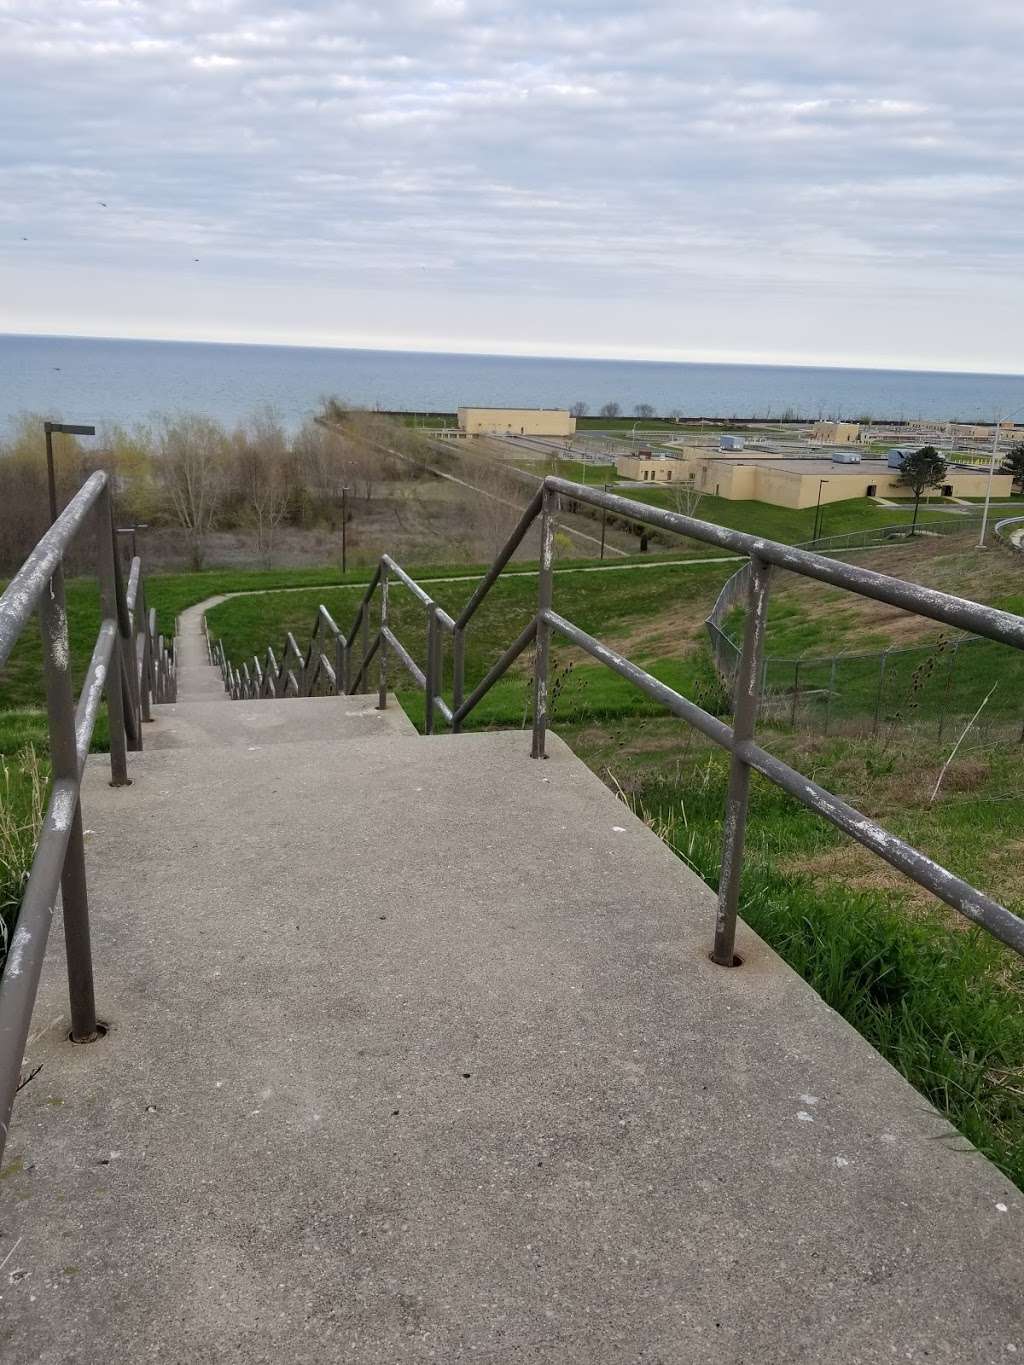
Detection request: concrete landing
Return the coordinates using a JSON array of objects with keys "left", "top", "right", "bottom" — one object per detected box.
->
[
  {"left": 145, "top": 694, "right": 416, "bottom": 750},
  {"left": 2, "top": 718, "right": 1022, "bottom": 1362}
]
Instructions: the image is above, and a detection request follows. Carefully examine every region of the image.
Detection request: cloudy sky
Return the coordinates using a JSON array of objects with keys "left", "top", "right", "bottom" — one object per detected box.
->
[{"left": 2, "top": 0, "right": 1023, "bottom": 372}]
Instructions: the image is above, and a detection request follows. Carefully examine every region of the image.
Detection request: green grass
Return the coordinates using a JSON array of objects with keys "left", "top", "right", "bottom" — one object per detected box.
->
[
  {"left": 723, "top": 582, "right": 1024, "bottom": 730},
  {"left": 626, "top": 489, "right": 972, "bottom": 544},
  {"left": 508, "top": 458, "right": 624, "bottom": 484},
  {"left": 205, "top": 559, "right": 733, "bottom": 731},
  {"left": 569, "top": 728, "right": 1024, "bottom": 1189}
]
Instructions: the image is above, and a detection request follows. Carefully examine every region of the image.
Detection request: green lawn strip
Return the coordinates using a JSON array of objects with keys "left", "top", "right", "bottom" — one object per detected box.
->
[
  {"left": 625, "top": 489, "right": 971, "bottom": 544},
  {"left": 566, "top": 727, "right": 1024, "bottom": 1189}
]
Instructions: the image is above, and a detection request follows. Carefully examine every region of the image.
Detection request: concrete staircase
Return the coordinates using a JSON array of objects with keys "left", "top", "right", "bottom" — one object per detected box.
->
[{"left": 2, "top": 603, "right": 1022, "bottom": 1363}]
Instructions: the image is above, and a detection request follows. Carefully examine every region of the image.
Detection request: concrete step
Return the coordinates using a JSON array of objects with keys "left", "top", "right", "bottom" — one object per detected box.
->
[
  {"left": 172, "top": 663, "right": 230, "bottom": 702},
  {"left": 3, "top": 730, "right": 1021, "bottom": 1363},
  {"left": 145, "top": 693, "right": 416, "bottom": 749}
]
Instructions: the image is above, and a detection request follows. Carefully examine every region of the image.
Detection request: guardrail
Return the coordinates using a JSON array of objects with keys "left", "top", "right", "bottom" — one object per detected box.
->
[
  {"left": 214, "top": 475, "right": 1024, "bottom": 974},
  {"left": 0, "top": 472, "right": 174, "bottom": 1163}
]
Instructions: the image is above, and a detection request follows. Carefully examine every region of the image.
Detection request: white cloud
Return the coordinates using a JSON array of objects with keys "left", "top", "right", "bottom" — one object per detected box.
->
[{"left": 0, "top": 0, "right": 1023, "bottom": 370}]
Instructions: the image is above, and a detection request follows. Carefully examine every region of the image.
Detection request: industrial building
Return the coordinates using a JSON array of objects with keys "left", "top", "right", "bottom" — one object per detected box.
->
[
  {"left": 808, "top": 421, "right": 861, "bottom": 444},
  {"left": 616, "top": 452, "right": 676, "bottom": 482},
  {"left": 457, "top": 407, "right": 576, "bottom": 437},
  {"left": 661, "top": 451, "right": 1013, "bottom": 509}
]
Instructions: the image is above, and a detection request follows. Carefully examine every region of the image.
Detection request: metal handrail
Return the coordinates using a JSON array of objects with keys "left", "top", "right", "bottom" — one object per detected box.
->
[
  {"left": 0, "top": 472, "right": 175, "bottom": 1165},
  {"left": 213, "top": 475, "right": 1024, "bottom": 967}
]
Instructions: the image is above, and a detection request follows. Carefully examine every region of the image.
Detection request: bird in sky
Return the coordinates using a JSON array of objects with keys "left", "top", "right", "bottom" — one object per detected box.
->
[{"left": 98, "top": 201, "right": 107, "bottom": 207}]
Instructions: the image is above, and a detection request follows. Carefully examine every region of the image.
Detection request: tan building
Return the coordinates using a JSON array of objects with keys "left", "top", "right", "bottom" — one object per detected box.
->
[
  {"left": 670, "top": 455, "right": 1013, "bottom": 509},
  {"left": 808, "top": 421, "right": 860, "bottom": 444},
  {"left": 615, "top": 452, "right": 677, "bottom": 482},
  {"left": 457, "top": 407, "right": 576, "bottom": 437}
]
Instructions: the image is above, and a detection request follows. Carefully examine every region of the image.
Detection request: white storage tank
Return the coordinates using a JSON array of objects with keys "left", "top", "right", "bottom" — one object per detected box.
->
[
  {"left": 720, "top": 435, "right": 745, "bottom": 451},
  {"left": 832, "top": 450, "right": 862, "bottom": 464}
]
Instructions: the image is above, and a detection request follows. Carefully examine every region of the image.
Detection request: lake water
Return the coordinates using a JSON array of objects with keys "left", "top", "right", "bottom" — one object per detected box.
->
[{"left": 3, "top": 332, "right": 1024, "bottom": 437}]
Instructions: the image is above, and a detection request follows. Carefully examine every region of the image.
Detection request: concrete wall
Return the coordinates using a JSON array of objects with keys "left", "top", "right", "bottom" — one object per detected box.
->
[{"left": 458, "top": 407, "right": 576, "bottom": 437}]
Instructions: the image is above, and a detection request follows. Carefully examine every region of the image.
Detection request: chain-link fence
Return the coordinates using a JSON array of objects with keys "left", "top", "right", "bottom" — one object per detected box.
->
[{"left": 703, "top": 514, "right": 1024, "bottom": 740}]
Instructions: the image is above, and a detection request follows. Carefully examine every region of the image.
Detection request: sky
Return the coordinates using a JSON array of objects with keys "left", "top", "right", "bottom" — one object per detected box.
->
[{"left": 2, "top": 0, "right": 1023, "bottom": 373}]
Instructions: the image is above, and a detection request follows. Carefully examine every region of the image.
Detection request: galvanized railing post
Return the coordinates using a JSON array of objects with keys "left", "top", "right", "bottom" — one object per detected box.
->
[
  {"left": 361, "top": 599, "right": 370, "bottom": 694},
  {"left": 95, "top": 489, "right": 130, "bottom": 787},
  {"left": 137, "top": 577, "right": 153, "bottom": 723},
  {"left": 713, "top": 553, "right": 773, "bottom": 967},
  {"left": 424, "top": 603, "right": 438, "bottom": 735},
  {"left": 39, "top": 569, "right": 99, "bottom": 1042},
  {"left": 531, "top": 488, "right": 556, "bottom": 759},
  {"left": 341, "top": 627, "right": 352, "bottom": 693},
  {"left": 377, "top": 563, "right": 389, "bottom": 710},
  {"left": 452, "top": 626, "right": 466, "bottom": 734}
]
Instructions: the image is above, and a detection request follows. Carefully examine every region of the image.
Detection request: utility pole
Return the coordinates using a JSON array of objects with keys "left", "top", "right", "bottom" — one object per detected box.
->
[{"left": 43, "top": 420, "right": 95, "bottom": 524}]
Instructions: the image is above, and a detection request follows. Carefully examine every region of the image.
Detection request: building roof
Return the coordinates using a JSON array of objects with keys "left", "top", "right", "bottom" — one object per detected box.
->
[{"left": 701, "top": 457, "right": 890, "bottom": 477}]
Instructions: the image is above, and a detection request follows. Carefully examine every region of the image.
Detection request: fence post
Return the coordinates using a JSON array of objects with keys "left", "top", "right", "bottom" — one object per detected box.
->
[
  {"left": 377, "top": 565, "right": 389, "bottom": 711},
  {"left": 452, "top": 626, "right": 466, "bottom": 734},
  {"left": 39, "top": 569, "right": 100, "bottom": 1043},
  {"left": 714, "top": 553, "right": 772, "bottom": 967},
  {"left": 95, "top": 489, "right": 130, "bottom": 787},
  {"left": 936, "top": 639, "right": 962, "bottom": 743},
  {"left": 873, "top": 647, "right": 891, "bottom": 737},
  {"left": 531, "top": 487, "right": 556, "bottom": 759}
]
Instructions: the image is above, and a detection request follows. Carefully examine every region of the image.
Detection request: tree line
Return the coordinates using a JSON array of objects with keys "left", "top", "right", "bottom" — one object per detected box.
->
[{"left": 0, "top": 404, "right": 433, "bottom": 571}]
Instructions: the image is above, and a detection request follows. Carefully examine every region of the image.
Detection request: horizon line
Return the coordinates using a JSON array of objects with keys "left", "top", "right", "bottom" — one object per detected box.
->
[{"left": 4, "top": 328, "right": 1024, "bottom": 383}]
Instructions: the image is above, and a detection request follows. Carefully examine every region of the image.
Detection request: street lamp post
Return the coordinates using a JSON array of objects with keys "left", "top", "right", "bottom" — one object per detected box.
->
[{"left": 43, "top": 421, "right": 95, "bottom": 524}]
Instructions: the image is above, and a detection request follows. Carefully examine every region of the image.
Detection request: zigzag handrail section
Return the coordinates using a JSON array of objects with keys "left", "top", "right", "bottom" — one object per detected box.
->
[
  {"left": 0, "top": 472, "right": 175, "bottom": 1162},
  {"left": 211, "top": 475, "right": 1024, "bottom": 972}
]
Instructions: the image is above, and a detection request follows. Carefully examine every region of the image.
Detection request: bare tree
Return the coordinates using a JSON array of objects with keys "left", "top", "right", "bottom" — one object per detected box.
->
[
  {"left": 669, "top": 474, "right": 705, "bottom": 520},
  {"left": 570, "top": 401, "right": 588, "bottom": 418},
  {"left": 599, "top": 402, "right": 620, "bottom": 418},
  {"left": 633, "top": 403, "right": 656, "bottom": 419},
  {"left": 156, "top": 415, "right": 228, "bottom": 568},
  {"left": 232, "top": 410, "right": 291, "bottom": 564}
]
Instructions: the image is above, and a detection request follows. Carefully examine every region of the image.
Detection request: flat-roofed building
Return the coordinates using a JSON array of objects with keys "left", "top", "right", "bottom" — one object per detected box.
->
[
  {"left": 457, "top": 407, "right": 576, "bottom": 437},
  {"left": 615, "top": 451, "right": 677, "bottom": 482},
  {"left": 668, "top": 454, "right": 1013, "bottom": 508},
  {"left": 809, "top": 421, "right": 861, "bottom": 444}
]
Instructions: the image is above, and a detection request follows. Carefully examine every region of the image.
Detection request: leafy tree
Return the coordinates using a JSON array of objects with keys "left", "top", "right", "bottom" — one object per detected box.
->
[
  {"left": 599, "top": 402, "right": 620, "bottom": 418},
  {"left": 570, "top": 401, "right": 588, "bottom": 418},
  {"left": 896, "top": 445, "right": 947, "bottom": 531},
  {"left": 1001, "top": 442, "right": 1024, "bottom": 493}
]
